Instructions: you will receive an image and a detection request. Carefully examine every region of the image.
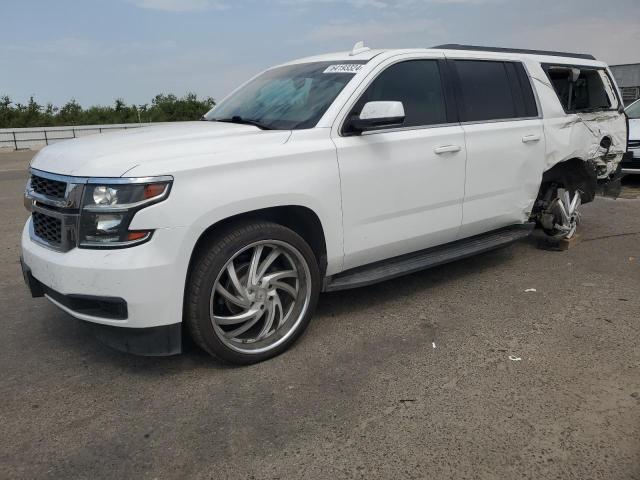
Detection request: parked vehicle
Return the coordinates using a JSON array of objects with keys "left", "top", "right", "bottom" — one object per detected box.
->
[
  {"left": 22, "top": 43, "right": 628, "bottom": 364},
  {"left": 621, "top": 98, "right": 640, "bottom": 174}
]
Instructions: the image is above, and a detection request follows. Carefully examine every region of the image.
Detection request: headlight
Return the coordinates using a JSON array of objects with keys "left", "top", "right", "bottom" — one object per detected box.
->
[{"left": 79, "top": 178, "right": 172, "bottom": 248}]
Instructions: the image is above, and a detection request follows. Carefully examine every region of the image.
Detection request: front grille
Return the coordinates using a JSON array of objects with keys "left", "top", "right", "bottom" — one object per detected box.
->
[
  {"left": 32, "top": 211, "right": 62, "bottom": 246},
  {"left": 628, "top": 140, "right": 640, "bottom": 149},
  {"left": 31, "top": 174, "right": 67, "bottom": 199}
]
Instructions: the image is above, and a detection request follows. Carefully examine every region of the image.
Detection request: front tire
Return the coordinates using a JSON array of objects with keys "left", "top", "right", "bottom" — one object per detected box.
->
[{"left": 185, "top": 221, "right": 321, "bottom": 364}]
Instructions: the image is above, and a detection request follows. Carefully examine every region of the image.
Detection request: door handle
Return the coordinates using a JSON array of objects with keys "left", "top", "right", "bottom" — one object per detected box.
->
[
  {"left": 522, "top": 134, "right": 541, "bottom": 143},
  {"left": 434, "top": 145, "right": 462, "bottom": 154}
]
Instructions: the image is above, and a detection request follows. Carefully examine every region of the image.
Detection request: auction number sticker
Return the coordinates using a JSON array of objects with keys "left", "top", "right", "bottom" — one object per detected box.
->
[{"left": 323, "top": 64, "right": 364, "bottom": 74}]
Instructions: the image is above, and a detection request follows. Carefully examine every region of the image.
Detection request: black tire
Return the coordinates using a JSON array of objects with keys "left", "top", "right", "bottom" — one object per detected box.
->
[{"left": 185, "top": 221, "right": 321, "bottom": 364}]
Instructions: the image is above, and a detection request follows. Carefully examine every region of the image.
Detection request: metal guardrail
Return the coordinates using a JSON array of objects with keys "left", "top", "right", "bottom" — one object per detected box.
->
[{"left": 0, "top": 124, "right": 145, "bottom": 150}]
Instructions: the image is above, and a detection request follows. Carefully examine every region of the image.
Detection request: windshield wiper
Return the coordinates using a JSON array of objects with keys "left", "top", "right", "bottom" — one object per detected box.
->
[{"left": 213, "top": 116, "right": 273, "bottom": 130}]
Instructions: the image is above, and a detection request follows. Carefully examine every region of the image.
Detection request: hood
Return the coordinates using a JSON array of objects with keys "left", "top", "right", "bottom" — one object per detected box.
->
[
  {"left": 30, "top": 122, "right": 292, "bottom": 177},
  {"left": 629, "top": 118, "right": 640, "bottom": 141}
]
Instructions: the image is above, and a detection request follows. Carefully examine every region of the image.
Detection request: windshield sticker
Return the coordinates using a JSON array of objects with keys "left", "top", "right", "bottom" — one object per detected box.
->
[{"left": 323, "top": 64, "right": 364, "bottom": 74}]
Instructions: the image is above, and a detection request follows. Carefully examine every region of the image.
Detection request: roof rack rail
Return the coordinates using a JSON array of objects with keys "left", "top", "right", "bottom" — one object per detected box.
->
[{"left": 432, "top": 44, "right": 596, "bottom": 61}]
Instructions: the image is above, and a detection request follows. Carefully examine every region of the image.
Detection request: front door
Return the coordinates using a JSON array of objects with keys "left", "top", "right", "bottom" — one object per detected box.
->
[{"left": 332, "top": 57, "right": 467, "bottom": 270}]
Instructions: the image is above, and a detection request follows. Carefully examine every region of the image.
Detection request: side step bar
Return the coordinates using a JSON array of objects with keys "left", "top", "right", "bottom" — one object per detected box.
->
[{"left": 323, "top": 223, "right": 535, "bottom": 292}]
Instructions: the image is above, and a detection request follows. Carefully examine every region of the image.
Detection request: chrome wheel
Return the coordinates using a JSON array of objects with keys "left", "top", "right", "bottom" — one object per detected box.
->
[
  {"left": 209, "top": 240, "right": 312, "bottom": 354},
  {"left": 548, "top": 188, "right": 581, "bottom": 239}
]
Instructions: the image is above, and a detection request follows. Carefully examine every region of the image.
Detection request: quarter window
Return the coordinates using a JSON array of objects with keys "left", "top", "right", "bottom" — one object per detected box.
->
[
  {"left": 452, "top": 60, "right": 536, "bottom": 122},
  {"left": 346, "top": 60, "right": 447, "bottom": 132},
  {"left": 545, "top": 66, "right": 615, "bottom": 112}
]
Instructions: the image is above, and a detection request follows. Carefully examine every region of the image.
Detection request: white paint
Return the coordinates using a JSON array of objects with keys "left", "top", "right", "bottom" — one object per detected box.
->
[{"left": 359, "top": 101, "right": 404, "bottom": 121}]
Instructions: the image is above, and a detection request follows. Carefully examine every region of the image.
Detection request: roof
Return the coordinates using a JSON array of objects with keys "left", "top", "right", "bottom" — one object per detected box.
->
[
  {"left": 433, "top": 44, "right": 596, "bottom": 61},
  {"left": 281, "top": 45, "right": 606, "bottom": 69}
]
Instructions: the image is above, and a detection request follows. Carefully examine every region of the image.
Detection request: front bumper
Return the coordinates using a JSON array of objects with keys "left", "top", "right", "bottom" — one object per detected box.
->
[
  {"left": 21, "top": 219, "right": 187, "bottom": 355},
  {"left": 621, "top": 149, "right": 640, "bottom": 174}
]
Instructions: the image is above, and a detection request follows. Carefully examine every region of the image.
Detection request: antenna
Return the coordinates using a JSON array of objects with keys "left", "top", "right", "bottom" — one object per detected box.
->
[{"left": 350, "top": 41, "right": 370, "bottom": 56}]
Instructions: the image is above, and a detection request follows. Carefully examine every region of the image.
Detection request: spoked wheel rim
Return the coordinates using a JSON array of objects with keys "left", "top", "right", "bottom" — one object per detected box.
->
[
  {"left": 548, "top": 188, "right": 581, "bottom": 239},
  {"left": 209, "top": 240, "right": 312, "bottom": 354}
]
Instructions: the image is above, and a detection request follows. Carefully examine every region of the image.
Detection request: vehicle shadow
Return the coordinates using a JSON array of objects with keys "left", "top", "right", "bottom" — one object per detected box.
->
[
  {"left": 316, "top": 243, "right": 517, "bottom": 319},
  {"left": 39, "top": 240, "right": 526, "bottom": 373},
  {"left": 620, "top": 174, "right": 640, "bottom": 199}
]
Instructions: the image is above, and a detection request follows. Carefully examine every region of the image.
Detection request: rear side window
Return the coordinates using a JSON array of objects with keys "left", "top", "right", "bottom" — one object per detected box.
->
[
  {"left": 347, "top": 60, "right": 447, "bottom": 130},
  {"left": 451, "top": 60, "right": 537, "bottom": 122},
  {"left": 544, "top": 65, "right": 615, "bottom": 112}
]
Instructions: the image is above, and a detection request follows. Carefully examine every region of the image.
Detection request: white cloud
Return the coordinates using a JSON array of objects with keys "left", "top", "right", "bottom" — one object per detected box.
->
[
  {"left": 0, "top": 37, "right": 178, "bottom": 59},
  {"left": 306, "top": 17, "right": 446, "bottom": 47},
  {"left": 515, "top": 18, "right": 640, "bottom": 65},
  {"left": 278, "top": 0, "right": 499, "bottom": 7},
  {"left": 130, "top": 0, "right": 228, "bottom": 12}
]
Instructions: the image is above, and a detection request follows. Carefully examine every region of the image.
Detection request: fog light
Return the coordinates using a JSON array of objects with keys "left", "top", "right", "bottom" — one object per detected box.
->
[{"left": 96, "top": 214, "right": 123, "bottom": 234}]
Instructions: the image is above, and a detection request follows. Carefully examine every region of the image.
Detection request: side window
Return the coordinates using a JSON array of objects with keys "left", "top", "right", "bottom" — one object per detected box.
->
[
  {"left": 512, "top": 62, "right": 539, "bottom": 117},
  {"left": 347, "top": 60, "right": 447, "bottom": 130},
  {"left": 452, "top": 60, "right": 530, "bottom": 122},
  {"left": 545, "top": 66, "right": 614, "bottom": 112}
]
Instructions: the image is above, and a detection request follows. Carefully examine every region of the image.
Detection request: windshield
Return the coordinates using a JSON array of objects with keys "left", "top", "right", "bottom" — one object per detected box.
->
[
  {"left": 626, "top": 99, "right": 640, "bottom": 119},
  {"left": 204, "top": 61, "right": 365, "bottom": 130}
]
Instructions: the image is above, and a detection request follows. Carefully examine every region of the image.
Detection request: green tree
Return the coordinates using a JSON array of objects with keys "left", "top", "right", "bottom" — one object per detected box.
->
[{"left": 0, "top": 93, "right": 216, "bottom": 128}]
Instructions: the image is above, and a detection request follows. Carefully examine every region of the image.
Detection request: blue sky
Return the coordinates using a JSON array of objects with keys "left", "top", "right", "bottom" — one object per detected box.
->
[{"left": 1, "top": 0, "right": 639, "bottom": 107}]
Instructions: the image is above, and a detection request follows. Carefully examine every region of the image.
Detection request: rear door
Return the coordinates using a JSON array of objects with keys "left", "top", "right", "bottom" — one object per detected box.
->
[
  {"left": 332, "top": 54, "right": 466, "bottom": 270},
  {"left": 448, "top": 58, "right": 545, "bottom": 238}
]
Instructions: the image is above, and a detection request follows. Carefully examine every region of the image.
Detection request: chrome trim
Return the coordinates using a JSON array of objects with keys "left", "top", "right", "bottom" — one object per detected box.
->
[
  {"left": 458, "top": 116, "right": 541, "bottom": 126},
  {"left": 621, "top": 168, "right": 640, "bottom": 174},
  {"left": 87, "top": 175, "right": 174, "bottom": 185},
  {"left": 28, "top": 205, "right": 80, "bottom": 253},
  {"left": 360, "top": 122, "right": 460, "bottom": 136},
  {"left": 353, "top": 115, "right": 541, "bottom": 136},
  {"left": 26, "top": 183, "right": 85, "bottom": 209},
  {"left": 27, "top": 170, "right": 85, "bottom": 210},
  {"left": 30, "top": 168, "right": 89, "bottom": 184},
  {"left": 30, "top": 168, "right": 174, "bottom": 185},
  {"left": 78, "top": 232, "right": 152, "bottom": 249}
]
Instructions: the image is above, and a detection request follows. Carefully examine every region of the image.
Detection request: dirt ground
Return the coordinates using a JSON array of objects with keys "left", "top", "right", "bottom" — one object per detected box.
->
[{"left": 1, "top": 149, "right": 639, "bottom": 480}]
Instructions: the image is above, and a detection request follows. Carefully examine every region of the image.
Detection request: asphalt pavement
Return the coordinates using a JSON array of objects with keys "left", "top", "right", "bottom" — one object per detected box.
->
[{"left": 1, "top": 150, "right": 639, "bottom": 479}]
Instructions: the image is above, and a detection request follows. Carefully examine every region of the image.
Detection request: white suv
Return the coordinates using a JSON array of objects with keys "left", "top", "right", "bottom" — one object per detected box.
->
[{"left": 21, "top": 43, "right": 628, "bottom": 364}]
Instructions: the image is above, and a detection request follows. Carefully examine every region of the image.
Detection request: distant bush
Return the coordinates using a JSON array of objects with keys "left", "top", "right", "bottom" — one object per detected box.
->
[{"left": 0, "top": 93, "right": 216, "bottom": 128}]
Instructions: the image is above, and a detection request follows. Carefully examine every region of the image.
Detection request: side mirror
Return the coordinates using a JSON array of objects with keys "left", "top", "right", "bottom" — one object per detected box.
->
[{"left": 346, "top": 101, "right": 405, "bottom": 134}]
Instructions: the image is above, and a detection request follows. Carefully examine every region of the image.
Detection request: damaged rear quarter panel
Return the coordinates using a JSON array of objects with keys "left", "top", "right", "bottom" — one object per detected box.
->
[{"left": 527, "top": 61, "right": 627, "bottom": 179}]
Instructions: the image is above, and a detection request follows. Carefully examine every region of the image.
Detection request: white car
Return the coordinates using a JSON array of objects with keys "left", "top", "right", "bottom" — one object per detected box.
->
[
  {"left": 21, "top": 43, "right": 628, "bottom": 364},
  {"left": 622, "top": 98, "right": 640, "bottom": 174}
]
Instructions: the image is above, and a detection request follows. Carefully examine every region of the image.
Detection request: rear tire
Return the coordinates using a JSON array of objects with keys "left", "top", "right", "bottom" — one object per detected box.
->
[
  {"left": 542, "top": 187, "right": 582, "bottom": 239},
  {"left": 185, "top": 221, "right": 321, "bottom": 364}
]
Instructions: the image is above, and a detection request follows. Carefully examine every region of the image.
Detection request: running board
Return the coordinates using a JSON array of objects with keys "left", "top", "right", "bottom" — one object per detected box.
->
[{"left": 323, "top": 223, "right": 535, "bottom": 292}]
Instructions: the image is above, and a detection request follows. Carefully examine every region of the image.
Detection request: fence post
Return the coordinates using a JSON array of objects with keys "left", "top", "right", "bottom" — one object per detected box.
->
[
  {"left": 13, "top": 132, "right": 17, "bottom": 150},
  {"left": 99, "top": 127, "right": 102, "bottom": 133},
  {"left": 72, "top": 128, "right": 76, "bottom": 138},
  {"left": 44, "top": 130, "right": 48, "bottom": 145}
]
